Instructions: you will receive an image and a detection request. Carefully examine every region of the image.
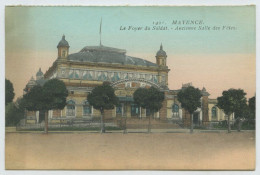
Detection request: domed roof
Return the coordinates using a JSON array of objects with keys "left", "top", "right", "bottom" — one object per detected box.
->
[
  {"left": 201, "top": 87, "right": 210, "bottom": 96},
  {"left": 57, "top": 35, "right": 70, "bottom": 48},
  {"left": 156, "top": 44, "right": 167, "bottom": 57},
  {"left": 36, "top": 68, "right": 43, "bottom": 76},
  {"left": 68, "top": 45, "right": 158, "bottom": 67}
]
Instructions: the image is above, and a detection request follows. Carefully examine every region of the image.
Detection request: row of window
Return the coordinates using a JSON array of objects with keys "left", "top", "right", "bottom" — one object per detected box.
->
[
  {"left": 66, "top": 100, "right": 156, "bottom": 117},
  {"left": 67, "top": 100, "right": 92, "bottom": 116},
  {"left": 62, "top": 69, "right": 160, "bottom": 83},
  {"left": 66, "top": 100, "right": 218, "bottom": 119}
]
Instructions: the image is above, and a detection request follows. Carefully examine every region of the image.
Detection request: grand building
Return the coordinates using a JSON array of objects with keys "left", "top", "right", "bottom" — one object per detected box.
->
[{"left": 24, "top": 35, "right": 233, "bottom": 126}]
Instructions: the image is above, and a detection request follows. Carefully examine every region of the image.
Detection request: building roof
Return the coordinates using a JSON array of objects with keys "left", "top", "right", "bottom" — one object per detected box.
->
[
  {"left": 156, "top": 44, "right": 167, "bottom": 57},
  {"left": 80, "top": 45, "right": 126, "bottom": 54},
  {"left": 68, "top": 45, "right": 158, "bottom": 67},
  {"left": 57, "top": 35, "right": 70, "bottom": 48},
  {"left": 36, "top": 68, "right": 43, "bottom": 76},
  {"left": 201, "top": 87, "right": 210, "bottom": 96}
]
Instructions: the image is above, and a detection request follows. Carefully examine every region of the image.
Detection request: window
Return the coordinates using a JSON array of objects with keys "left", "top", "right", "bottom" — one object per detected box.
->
[
  {"left": 146, "top": 108, "right": 151, "bottom": 116},
  {"left": 212, "top": 106, "right": 217, "bottom": 119},
  {"left": 172, "top": 104, "right": 179, "bottom": 113},
  {"left": 116, "top": 104, "right": 123, "bottom": 114},
  {"left": 98, "top": 72, "right": 107, "bottom": 81},
  {"left": 62, "top": 50, "right": 66, "bottom": 57},
  {"left": 69, "top": 70, "right": 74, "bottom": 79},
  {"left": 172, "top": 104, "right": 180, "bottom": 118},
  {"left": 112, "top": 72, "right": 120, "bottom": 81},
  {"left": 67, "top": 100, "right": 75, "bottom": 116},
  {"left": 83, "top": 101, "right": 92, "bottom": 116},
  {"left": 153, "top": 76, "right": 158, "bottom": 83},
  {"left": 131, "top": 104, "right": 139, "bottom": 116},
  {"left": 126, "top": 82, "right": 131, "bottom": 88}
]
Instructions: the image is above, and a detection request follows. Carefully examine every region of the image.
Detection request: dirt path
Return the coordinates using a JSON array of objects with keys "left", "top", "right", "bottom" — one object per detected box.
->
[{"left": 5, "top": 132, "right": 255, "bottom": 170}]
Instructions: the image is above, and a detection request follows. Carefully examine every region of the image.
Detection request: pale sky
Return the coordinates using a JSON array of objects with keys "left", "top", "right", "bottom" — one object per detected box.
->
[{"left": 5, "top": 6, "right": 256, "bottom": 99}]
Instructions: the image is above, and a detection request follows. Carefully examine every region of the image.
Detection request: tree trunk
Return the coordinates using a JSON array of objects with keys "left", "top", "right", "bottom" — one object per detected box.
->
[
  {"left": 237, "top": 117, "right": 241, "bottom": 132},
  {"left": 190, "top": 113, "right": 193, "bottom": 134},
  {"left": 148, "top": 111, "right": 152, "bottom": 133},
  {"left": 124, "top": 116, "right": 127, "bottom": 134},
  {"left": 100, "top": 109, "right": 105, "bottom": 133},
  {"left": 123, "top": 103, "right": 127, "bottom": 134},
  {"left": 44, "top": 110, "right": 48, "bottom": 134},
  {"left": 25, "top": 110, "right": 27, "bottom": 125},
  {"left": 227, "top": 114, "right": 231, "bottom": 133}
]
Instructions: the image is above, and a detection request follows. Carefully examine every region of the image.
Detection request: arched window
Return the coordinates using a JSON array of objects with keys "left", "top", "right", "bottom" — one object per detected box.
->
[
  {"left": 172, "top": 104, "right": 180, "bottom": 118},
  {"left": 83, "top": 100, "right": 92, "bottom": 116},
  {"left": 172, "top": 104, "right": 179, "bottom": 113},
  {"left": 116, "top": 104, "right": 123, "bottom": 115},
  {"left": 131, "top": 104, "right": 139, "bottom": 116},
  {"left": 62, "top": 50, "right": 66, "bottom": 57},
  {"left": 212, "top": 106, "right": 217, "bottom": 119},
  {"left": 67, "top": 100, "right": 75, "bottom": 116}
]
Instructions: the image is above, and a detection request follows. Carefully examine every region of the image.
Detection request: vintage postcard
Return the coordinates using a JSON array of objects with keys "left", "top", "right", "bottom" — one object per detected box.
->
[{"left": 4, "top": 6, "right": 256, "bottom": 171}]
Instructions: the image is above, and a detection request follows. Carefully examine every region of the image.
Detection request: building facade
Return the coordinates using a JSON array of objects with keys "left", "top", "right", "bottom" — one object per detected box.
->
[{"left": 24, "top": 35, "right": 229, "bottom": 126}]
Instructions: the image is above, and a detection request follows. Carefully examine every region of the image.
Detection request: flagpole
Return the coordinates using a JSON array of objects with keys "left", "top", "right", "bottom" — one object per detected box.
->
[{"left": 100, "top": 18, "right": 102, "bottom": 46}]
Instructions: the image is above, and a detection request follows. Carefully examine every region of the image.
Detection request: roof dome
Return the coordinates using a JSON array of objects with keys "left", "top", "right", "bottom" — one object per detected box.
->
[
  {"left": 156, "top": 44, "right": 167, "bottom": 57},
  {"left": 36, "top": 68, "right": 43, "bottom": 76},
  {"left": 201, "top": 87, "right": 210, "bottom": 96},
  {"left": 68, "top": 45, "right": 158, "bottom": 67},
  {"left": 57, "top": 35, "right": 70, "bottom": 48}
]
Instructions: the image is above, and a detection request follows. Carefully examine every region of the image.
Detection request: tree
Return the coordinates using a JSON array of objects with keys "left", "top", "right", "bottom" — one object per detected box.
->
[
  {"left": 133, "top": 86, "right": 165, "bottom": 133},
  {"left": 5, "top": 79, "right": 15, "bottom": 105},
  {"left": 233, "top": 102, "right": 249, "bottom": 131},
  {"left": 177, "top": 86, "right": 202, "bottom": 133},
  {"left": 133, "top": 88, "right": 148, "bottom": 108},
  {"left": 5, "top": 100, "right": 24, "bottom": 126},
  {"left": 22, "top": 79, "right": 68, "bottom": 133},
  {"left": 247, "top": 96, "right": 256, "bottom": 129},
  {"left": 87, "top": 82, "right": 119, "bottom": 133},
  {"left": 249, "top": 96, "right": 255, "bottom": 119},
  {"left": 217, "top": 89, "right": 247, "bottom": 133}
]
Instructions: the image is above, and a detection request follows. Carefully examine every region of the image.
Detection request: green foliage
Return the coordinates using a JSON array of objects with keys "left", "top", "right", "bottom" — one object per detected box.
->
[
  {"left": 43, "top": 79, "right": 68, "bottom": 110},
  {"left": 217, "top": 89, "right": 247, "bottom": 118},
  {"left": 22, "top": 79, "right": 68, "bottom": 111},
  {"left": 146, "top": 87, "right": 165, "bottom": 112},
  {"left": 177, "top": 86, "right": 202, "bottom": 114},
  {"left": 87, "top": 83, "right": 119, "bottom": 112},
  {"left": 133, "top": 88, "right": 149, "bottom": 108},
  {"left": 5, "top": 102, "right": 24, "bottom": 126},
  {"left": 249, "top": 96, "right": 255, "bottom": 119},
  {"left": 22, "top": 85, "right": 45, "bottom": 111},
  {"left": 133, "top": 86, "right": 165, "bottom": 113},
  {"left": 5, "top": 79, "right": 15, "bottom": 105}
]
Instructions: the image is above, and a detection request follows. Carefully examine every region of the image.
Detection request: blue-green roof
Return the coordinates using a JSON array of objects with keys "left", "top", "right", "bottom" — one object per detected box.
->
[{"left": 68, "top": 45, "right": 158, "bottom": 67}]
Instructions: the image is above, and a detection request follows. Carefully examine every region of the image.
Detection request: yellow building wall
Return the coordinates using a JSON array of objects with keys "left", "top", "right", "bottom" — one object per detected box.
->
[
  {"left": 208, "top": 103, "right": 226, "bottom": 121},
  {"left": 167, "top": 99, "right": 174, "bottom": 119},
  {"left": 45, "top": 56, "right": 170, "bottom": 119}
]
